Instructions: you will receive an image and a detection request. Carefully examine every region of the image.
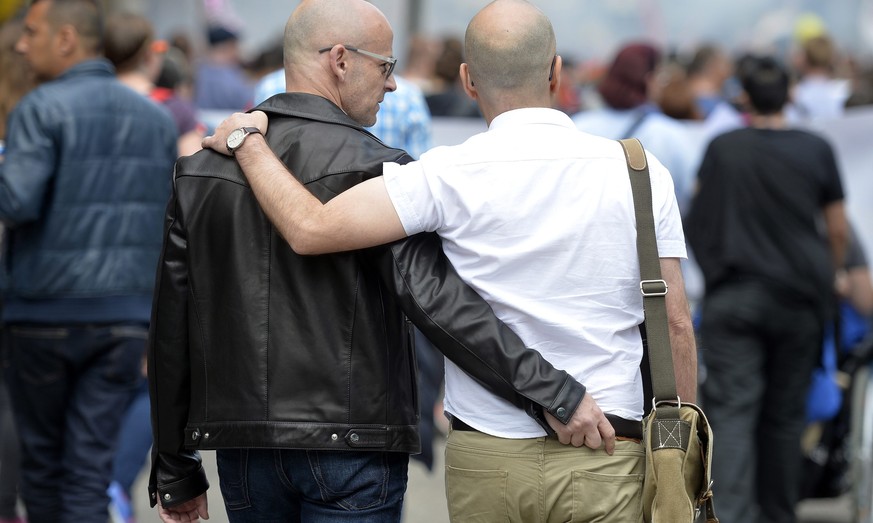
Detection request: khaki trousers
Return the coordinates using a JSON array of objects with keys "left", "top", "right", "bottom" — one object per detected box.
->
[{"left": 444, "top": 428, "right": 645, "bottom": 523}]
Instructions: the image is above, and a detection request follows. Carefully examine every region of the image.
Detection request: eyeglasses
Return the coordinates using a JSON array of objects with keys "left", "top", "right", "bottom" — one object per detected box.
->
[{"left": 318, "top": 45, "right": 397, "bottom": 78}]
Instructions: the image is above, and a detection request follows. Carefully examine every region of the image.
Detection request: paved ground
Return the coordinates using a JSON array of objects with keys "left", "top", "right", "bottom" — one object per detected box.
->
[{"left": 131, "top": 435, "right": 854, "bottom": 523}]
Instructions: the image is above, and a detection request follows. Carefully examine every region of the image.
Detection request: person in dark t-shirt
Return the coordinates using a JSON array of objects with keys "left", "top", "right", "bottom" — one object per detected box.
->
[{"left": 685, "top": 55, "right": 849, "bottom": 523}]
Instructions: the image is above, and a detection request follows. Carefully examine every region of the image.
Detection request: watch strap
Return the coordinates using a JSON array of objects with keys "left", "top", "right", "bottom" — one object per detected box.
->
[{"left": 227, "top": 126, "right": 262, "bottom": 155}]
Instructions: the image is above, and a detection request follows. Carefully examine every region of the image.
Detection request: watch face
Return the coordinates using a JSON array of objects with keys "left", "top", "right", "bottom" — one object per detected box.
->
[{"left": 227, "top": 128, "right": 246, "bottom": 151}]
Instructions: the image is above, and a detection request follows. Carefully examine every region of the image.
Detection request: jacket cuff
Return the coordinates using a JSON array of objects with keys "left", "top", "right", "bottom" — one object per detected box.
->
[
  {"left": 148, "top": 464, "right": 209, "bottom": 508},
  {"left": 530, "top": 376, "right": 586, "bottom": 432}
]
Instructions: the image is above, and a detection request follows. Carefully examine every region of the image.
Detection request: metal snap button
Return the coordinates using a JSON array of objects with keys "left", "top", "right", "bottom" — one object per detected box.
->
[{"left": 556, "top": 407, "right": 567, "bottom": 418}]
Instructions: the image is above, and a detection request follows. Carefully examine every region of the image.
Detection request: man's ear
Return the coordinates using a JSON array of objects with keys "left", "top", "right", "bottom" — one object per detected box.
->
[
  {"left": 549, "top": 55, "right": 562, "bottom": 94},
  {"left": 460, "top": 63, "right": 478, "bottom": 100},
  {"left": 326, "top": 45, "right": 350, "bottom": 81},
  {"left": 55, "top": 24, "right": 77, "bottom": 56}
]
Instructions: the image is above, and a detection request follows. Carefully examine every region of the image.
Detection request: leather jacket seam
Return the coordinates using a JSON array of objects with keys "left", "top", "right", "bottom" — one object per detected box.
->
[{"left": 387, "top": 246, "right": 543, "bottom": 409}]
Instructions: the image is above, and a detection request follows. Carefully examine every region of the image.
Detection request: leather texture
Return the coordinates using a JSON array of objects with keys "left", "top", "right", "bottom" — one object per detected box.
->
[{"left": 147, "top": 93, "right": 586, "bottom": 508}]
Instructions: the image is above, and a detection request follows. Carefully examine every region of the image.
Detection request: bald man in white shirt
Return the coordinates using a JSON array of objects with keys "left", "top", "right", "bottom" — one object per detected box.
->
[{"left": 204, "top": 1, "right": 696, "bottom": 520}]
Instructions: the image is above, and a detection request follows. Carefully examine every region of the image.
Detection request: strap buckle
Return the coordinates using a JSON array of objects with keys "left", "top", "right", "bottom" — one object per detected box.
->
[
  {"left": 640, "top": 279, "right": 668, "bottom": 297},
  {"left": 652, "top": 396, "right": 682, "bottom": 411}
]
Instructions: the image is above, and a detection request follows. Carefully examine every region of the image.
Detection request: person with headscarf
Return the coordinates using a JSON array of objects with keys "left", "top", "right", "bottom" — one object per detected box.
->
[{"left": 572, "top": 42, "right": 697, "bottom": 215}]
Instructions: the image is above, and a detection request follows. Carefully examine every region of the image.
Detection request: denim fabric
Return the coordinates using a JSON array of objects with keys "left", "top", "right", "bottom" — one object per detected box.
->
[
  {"left": 0, "top": 363, "right": 20, "bottom": 519},
  {"left": 215, "top": 448, "right": 409, "bottom": 523},
  {"left": 112, "top": 377, "right": 152, "bottom": 495},
  {"left": 5, "top": 323, "right": 145, "bottom": 523}
]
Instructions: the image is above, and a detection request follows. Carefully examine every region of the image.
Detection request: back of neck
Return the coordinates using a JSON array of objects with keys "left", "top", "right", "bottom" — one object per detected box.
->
[{"left": 749, "top": 112, "right": 786, "bottom": 130}]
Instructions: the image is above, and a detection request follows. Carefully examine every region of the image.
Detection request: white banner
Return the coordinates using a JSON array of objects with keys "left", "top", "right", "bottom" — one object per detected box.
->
[{"left": 433, "top": 107, "right": 873, "bottom": 257}]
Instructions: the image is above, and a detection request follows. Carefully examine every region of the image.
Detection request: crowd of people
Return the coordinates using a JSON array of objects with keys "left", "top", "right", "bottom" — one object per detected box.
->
[{"left": 0, "top": 1, "right": 870, "bottom": 523}]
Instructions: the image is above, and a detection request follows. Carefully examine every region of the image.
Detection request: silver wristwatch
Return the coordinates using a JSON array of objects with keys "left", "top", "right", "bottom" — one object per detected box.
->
[{"left": 226, "top": 126, "right": 262, "bottom": 155}]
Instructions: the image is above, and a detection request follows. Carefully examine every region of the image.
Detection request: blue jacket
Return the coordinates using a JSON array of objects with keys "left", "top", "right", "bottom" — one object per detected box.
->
[{"left": 0, "top": 59, "right": 177, "bottom": 323}]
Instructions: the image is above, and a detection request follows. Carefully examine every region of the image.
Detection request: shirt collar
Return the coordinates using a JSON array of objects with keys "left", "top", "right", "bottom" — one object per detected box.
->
[
  {"left": 56, "top": 58, "right": 115, "bottom": 82},
  {"left": 488, "top": 107, "right": 575, "bottom": 132}
]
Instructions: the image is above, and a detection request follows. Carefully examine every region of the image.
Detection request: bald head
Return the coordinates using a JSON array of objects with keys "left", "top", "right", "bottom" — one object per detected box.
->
[
  {"left": 283, "top": 0, "right": 391, "bottom": 73},
  {"left": 464, "top": 0, "right": 555, "bottom": 97},
  {"left": 280, "top": 0, "right": 396, "bottom": 125}
]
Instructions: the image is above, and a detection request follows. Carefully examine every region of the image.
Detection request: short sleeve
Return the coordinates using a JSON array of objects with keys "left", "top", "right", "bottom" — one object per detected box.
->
[
  {"left": 382, "top": 160, "right": 442, "bottom": 235},
  {"left": 648, "top": 152, "right": 688, "bottom": 259},
  {"left": 818, "top": 139, "right": 844, "bottom": 205}
]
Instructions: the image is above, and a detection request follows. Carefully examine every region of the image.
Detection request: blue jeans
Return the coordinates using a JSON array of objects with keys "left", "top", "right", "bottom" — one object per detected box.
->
[
  {"left": 215, "top": 448, "right": 409, "bottom": 523},
  {"left": 5, "top": 323, "right": 145, "bottom": 523},
  {"left": 412, "top": 328, "right": 445, "bottom": 471},
  {"left": 0, "top": 358, "right": 21, "bottom": 519},
  {"left": 112, "top": 377, "right": 152, "bottom": 495}
]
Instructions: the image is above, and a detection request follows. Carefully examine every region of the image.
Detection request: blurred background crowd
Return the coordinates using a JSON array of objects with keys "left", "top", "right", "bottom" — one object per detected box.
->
[
  {"left": 4, "top": 0, "right": 872, "bottom": 122},
  {"left": 3, "top": 0, "right": 871, "bottom": 136}
]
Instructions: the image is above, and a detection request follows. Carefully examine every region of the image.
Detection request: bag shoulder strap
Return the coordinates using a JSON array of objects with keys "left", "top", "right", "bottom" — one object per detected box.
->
[
  {"left": 622, "top": 140, "right": 720, "bottom": 523},
  {"left": 618, "top": 138, "right": 679, "bottom": 410},
  {"left": 621, "top": 109, "right": 650, "bottom": 140}
]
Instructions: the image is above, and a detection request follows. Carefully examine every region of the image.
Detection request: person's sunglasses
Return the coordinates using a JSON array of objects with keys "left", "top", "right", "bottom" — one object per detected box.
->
[{"left": 318, "top": 45, "right": 397, "bottom": 78}]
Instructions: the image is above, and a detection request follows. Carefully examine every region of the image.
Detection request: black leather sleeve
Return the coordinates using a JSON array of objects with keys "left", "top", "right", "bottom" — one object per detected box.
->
[
  {"left": 146, "top": 165, "right": 209, "bottom": 508},
  {"left": 369, "top": 232, "right": 586, "bottom": 430}
]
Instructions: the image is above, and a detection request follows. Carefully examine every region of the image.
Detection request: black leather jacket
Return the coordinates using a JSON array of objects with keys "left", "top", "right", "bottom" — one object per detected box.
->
[{"left": 147, "top": 93, "right": 585, "bottom": 508}]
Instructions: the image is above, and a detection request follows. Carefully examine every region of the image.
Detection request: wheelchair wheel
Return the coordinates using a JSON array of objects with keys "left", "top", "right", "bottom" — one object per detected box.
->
[{"left": 850, "top": 364, "right": 873, "bottom": 523}]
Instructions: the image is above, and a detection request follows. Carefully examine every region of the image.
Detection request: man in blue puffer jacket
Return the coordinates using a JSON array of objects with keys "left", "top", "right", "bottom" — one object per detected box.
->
[{"left": 0, "top": 1, "right": 176, "bottom": 521}]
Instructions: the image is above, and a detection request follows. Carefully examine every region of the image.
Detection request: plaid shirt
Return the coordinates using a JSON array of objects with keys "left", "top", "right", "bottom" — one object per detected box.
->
[{"left": 253, "top": 70, "right": 432, "bottom": 159}]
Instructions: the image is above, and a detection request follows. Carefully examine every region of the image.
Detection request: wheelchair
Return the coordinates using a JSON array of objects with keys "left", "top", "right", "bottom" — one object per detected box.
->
[
  {"left": 849, "top": 335, "right": 873, "bottom": 523},
  {"left": 802, "top": 328, "right": 873, "bottom": 523}
]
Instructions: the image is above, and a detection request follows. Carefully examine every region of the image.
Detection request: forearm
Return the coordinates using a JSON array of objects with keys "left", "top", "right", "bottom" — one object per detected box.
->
[
  {"left": 234, "top": 136, "right": 327, "bottom": 253},
  {"left": 669, "top": 316, "right": 698, "bottom": 403},
  {"left": 824, "top": 201, "right": 849, "bottom": 270},
  {"left": 0, "top": 164, "right": 47, "bottom": 226},
  {"left": 147, "top": 188, "right": 207, "bottom": 507},
  {"left": 0, "top": 104, "right": 55, "bottom": 225},
  {"left": 830, "top": 234, "right": 848, "bottom": 273},
  {"left": 205, "top": 111, "right": 408, "bottom": 253},
  {"left": 148, "top": 451, "right": 208, "bottom": 508},
  {"left": 373, "top": 233, "right": 586, "bottom": 430},
  {"left": 148, "top": 338, "right": 204, "bottom": 509},
  {"left": 846, "top": 267, "right": 873, "bottom": 316},
  {"left": 662, "top": 257, "right": 698, "bottom": 403}
]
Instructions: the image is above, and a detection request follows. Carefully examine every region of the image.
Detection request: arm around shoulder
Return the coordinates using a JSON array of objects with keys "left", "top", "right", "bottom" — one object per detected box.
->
[
  {"left": 202, "top": 111, "right": 407, "bottom": 254},
  {"left": 235, "top": 135, "right": 408, "bottom": 254}
]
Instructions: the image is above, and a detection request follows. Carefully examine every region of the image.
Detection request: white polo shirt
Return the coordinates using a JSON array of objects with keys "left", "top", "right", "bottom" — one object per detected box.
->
[{"left": 383, "top": 107, "right": 687, "bottom": 438}]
